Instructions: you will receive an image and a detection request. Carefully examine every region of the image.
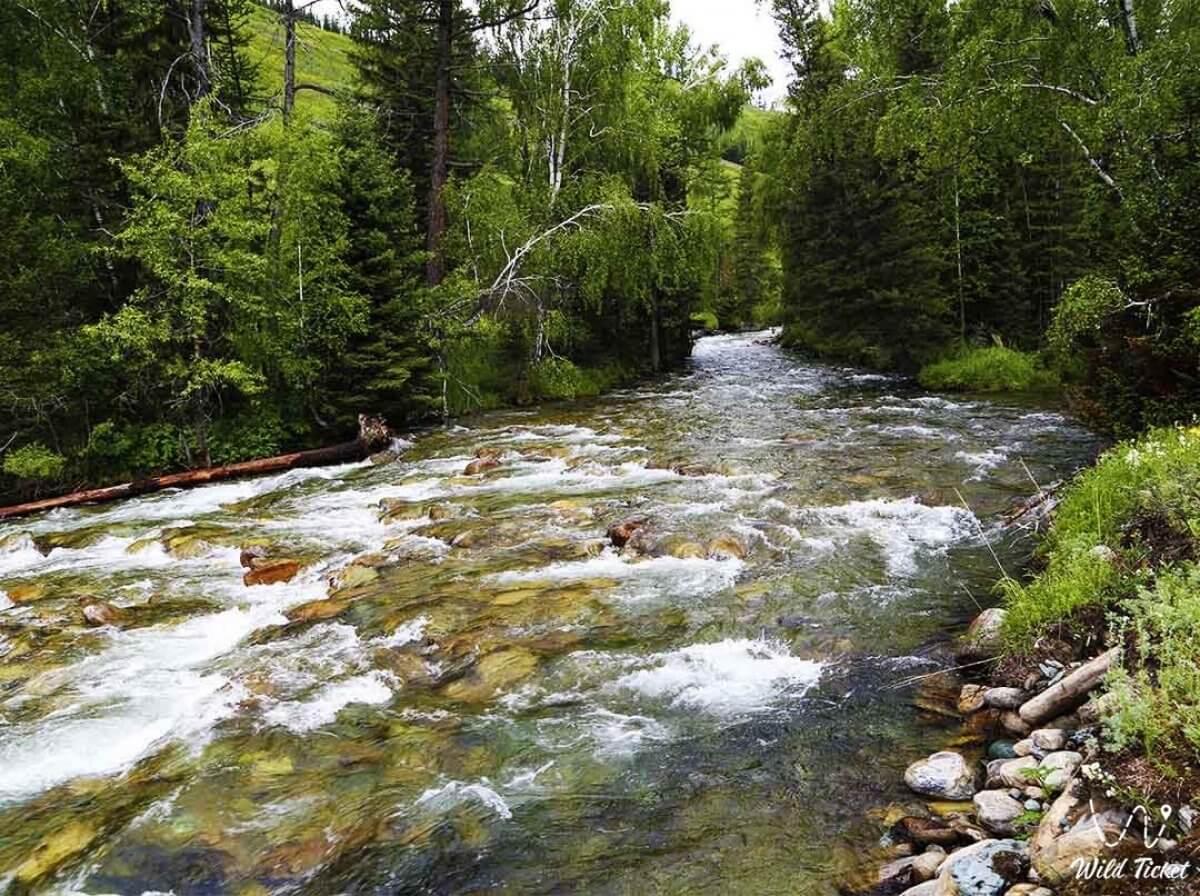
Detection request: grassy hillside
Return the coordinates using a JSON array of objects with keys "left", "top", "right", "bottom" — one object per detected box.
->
[{"left": 242, "top": 4, "right": 357, "bottom": 118}]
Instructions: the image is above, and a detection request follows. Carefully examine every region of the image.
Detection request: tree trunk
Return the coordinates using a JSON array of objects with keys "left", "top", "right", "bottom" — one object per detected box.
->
[
  {"left": 190, "top": 0, "right": 210, "bottom": 100},
  {"left": 1118, "top": 0, "right": 1141, "bottom": 55},
  {"left": 426, "top": 0, "right": 453, "bottom": 286},
  {"left": 0, "top": 418, "right": 393, "bottom": 522},
  {"left": 283, "top": 0, "right": 296, "bottom": 122}
]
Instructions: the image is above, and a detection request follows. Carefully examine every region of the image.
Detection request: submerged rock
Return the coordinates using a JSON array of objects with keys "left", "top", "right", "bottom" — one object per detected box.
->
[
  {"left": 441, "top": 647, "right": 539, "bottom": 703},
  {"left": 707, "top": 535, "right": 747, "bottom": 560},
  {"left": 12, "top": 820, "right": 100, "bottom": 886},
  {"left": 905, "top": 751, "right": 979, "bottom": 801},
  {"left": 244, "top": 559, "right": 303, "bottom": 587},
  {"left": 892, "top": 816, "right": 963, "bottom": 848}
]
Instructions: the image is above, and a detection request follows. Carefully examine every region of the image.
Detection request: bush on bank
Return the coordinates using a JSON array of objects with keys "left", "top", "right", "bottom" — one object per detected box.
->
[{"left": 1000, "top": 425, "right": 1200, "bottom": 769}]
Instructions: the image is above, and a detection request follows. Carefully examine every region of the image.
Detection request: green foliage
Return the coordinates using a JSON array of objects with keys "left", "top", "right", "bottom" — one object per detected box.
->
[
  {"left": 690, "top": 311, "right": 720, "bottom": 332},
  {"left": 1002, "top": 426, "right": 1200, "bottom": 646},
  {"left": 918, "top": 347, "right": 1060, "bottom": 393},
  {"left": 1106, "top": 565, "right": 1200, "bottom": 759},
  {"left": 2, "top": 443, "right": 66, "bottom": 483},
  {"left": 1047, "top": 276, "right": 1128, "bottom": 355}
]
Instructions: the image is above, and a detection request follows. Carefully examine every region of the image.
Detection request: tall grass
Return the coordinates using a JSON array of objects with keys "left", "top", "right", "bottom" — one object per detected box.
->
[{"left": 919, "top": 346, "right": 1059, "bottom": 393}]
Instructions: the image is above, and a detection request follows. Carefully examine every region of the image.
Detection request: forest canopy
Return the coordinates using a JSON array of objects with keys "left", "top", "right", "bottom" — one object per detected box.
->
[{"left": 0, "top": 0, "right": 769, "bottom": 500}]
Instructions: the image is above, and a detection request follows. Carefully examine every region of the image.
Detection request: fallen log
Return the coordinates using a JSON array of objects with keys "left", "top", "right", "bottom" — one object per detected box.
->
[{"left": 0, "top": 415, "right": 392, "bottom": 522}]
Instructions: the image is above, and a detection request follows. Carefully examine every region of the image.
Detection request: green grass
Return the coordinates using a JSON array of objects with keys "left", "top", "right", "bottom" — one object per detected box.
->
[
  {"left": 1000, "top": 426, "right": 1200, "bottom": 767},
  {"left": 918, "top": 346, "right": 1060, "bottom": 393},
  {"left": 242, "top": 4, "right": 357, "bottom": 119}
]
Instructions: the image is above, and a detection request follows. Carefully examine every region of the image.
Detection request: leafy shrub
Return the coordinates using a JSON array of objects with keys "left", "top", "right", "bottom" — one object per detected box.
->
[
  {"left": 1106, "top": 565, "right": 1200, "bottom": 758},
  {"left": 690, "top": 311, "right": 720, "bottom": 333},
  {"left": 2, "top": 442, "right": 66, "bottom": 482},
  {"left": 918, "top": 346, "right": 1059, "bottom": 393}
]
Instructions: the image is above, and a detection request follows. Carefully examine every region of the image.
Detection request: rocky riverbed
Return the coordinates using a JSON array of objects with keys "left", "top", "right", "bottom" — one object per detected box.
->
[
  {"left": 0, "top": 332, "right": 1101, "bottom": 894},
  {"left": 863, "top": 603, "right": 1195, "bottom": 896}
]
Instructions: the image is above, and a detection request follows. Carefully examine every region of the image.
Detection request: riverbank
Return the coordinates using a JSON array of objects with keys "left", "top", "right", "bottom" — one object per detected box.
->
[{"left": 865, "top": 426, "right": 1200, "bottom": 896}]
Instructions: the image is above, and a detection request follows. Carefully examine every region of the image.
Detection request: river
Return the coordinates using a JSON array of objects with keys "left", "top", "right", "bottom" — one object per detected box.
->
[{"left": 0, "top": 332, "right": 1099, "bottom": 894}]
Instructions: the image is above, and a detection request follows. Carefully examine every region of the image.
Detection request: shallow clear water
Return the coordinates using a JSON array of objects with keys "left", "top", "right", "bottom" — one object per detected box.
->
[{"left": 0, "top": 332, "right": 1098, "bottom": 894}]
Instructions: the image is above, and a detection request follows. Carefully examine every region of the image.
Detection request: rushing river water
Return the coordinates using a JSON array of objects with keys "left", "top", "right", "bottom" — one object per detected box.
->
[{"left": 0, "top": 332, "right": 1099, "bottom": 894}]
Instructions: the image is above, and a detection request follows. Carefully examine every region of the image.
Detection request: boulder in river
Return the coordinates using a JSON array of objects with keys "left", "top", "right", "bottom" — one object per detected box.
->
[
  {"left": 244, "top": 559, "right": 303, "bottom": 587},
  {"left": 607, "top": 518, "right": 648, "bottom": 549},
  {"left": 707, "top": 535, "right": 747, "bottom": 560},
  {"left": 905, "top": 751, "right": 979, "bottom": 800},
  {"left": 957, "top": 685, "right": 987, "bottom": 714},
  {"left": 464, "top": 456, "right": 500, "bottom": 476},
  {"left": 81, "top": 601, "right": 122, "bottom": 627},
  {"left": 957, "top": 608, "right": 1006, "bottom": 662},
  {"left": 240, "top": 545, "right": 270, "bottom": 569}
]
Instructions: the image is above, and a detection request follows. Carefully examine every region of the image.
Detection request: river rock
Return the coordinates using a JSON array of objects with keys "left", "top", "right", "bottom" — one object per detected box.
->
[
  {"left": 464, "top": 456, "right": 500, "bottom": 476},
  {"left": 934, "top": 839, "right": 1029, "bottom": 896},
  {"left": 1029, "top": 729, "right": 1066, "bottom": 754},
  {"left": 6, "top": 583, "right": 47, "bottom": 604},
  {"left": 240, "top": 545, "right": 270, "bottom": 568},
  {"left": 899, "top": 883, "right": 941, "bottom": 896},
  {"left": 972, "top": 791, "right": 1025, "bottom": 836},
  {"left": 707, "top": 535, "right": 747, "bottom": 560},
  {"left": 607, "top": 518, "right": 647, "bottom": 548},
  {"left": 905, "top": 752, "right": 979, "bottom": 800},
  {"left": 958, "top": 608, "right": 1006, "bottom": 661},
  {"left": 1038, "top": 751, "right": 1081, "bottom": 791},
  {"left": 244, "top": 559, "right": 303, "bottom": 587},
  {"left": 983, "top": 688, "right": 1027, "bottom": 710},
  {"left": 893, "top": 816, "right": 963, "bottom": 848},
  {"left": 986, "top": 756, "right": 1037, "bottom": 789},
  {"left": 442, "top": 647, "right": 539, "bottom": 703},
  {"left": 12, "top": 820, "right": 100, "bottom": 886},
  {"left": 958, "top": 685, "right": 987, "bottom": 714},
  {"left": 286, "top": 598, "right": 346, "bottom": 624},
  {"left": 882, "top": 847, "right": 947, "bottom": 888},
  {"left": 999, "top": 711, "right": 1031, "bottom": 737},
  {"left": 1018, "top": 648, "right": 1119, "bottom": 726},
  {"left": 987, "top": 741, "right": 1017, "bottom": 761},
  {"left": 1029, "top": 781, "right": 1127, "bottom": 885},
  {"left": 1003, "top": 886, "right": 1052, "bottom": 896},
  {"left": 81, "top": 601, "right": 121, "bottom": 627}
]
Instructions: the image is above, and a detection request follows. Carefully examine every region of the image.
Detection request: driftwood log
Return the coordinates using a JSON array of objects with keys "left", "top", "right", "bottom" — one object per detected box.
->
[{"left": 0, "top": 415, "right": 392, "bottom": 522}]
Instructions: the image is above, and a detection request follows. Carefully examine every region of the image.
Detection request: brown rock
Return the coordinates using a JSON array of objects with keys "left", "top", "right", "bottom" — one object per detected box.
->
[
  {"left": 607, "top": 518, "right": 648, "bottom": 548},
  {"left": 244, "top": 559, "right": 302, "bottom": 587},
  {"left": 286, "top": 599, "right": 346, "bottom": 623},
  {"left": 957, "top": 685, "right": 987, "bottom": 714},
  {"left": 240, "top": 545, "right": 270, "bottom": 569},
  {"left": 464, "top": 456, "right": 500, "bottom": 476},
  {"left": 893, "top": 816, "right": 963, "bottom": 848},
  {"left": 1000, "top": 711, "right": 1032, "bottom": 737}
]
